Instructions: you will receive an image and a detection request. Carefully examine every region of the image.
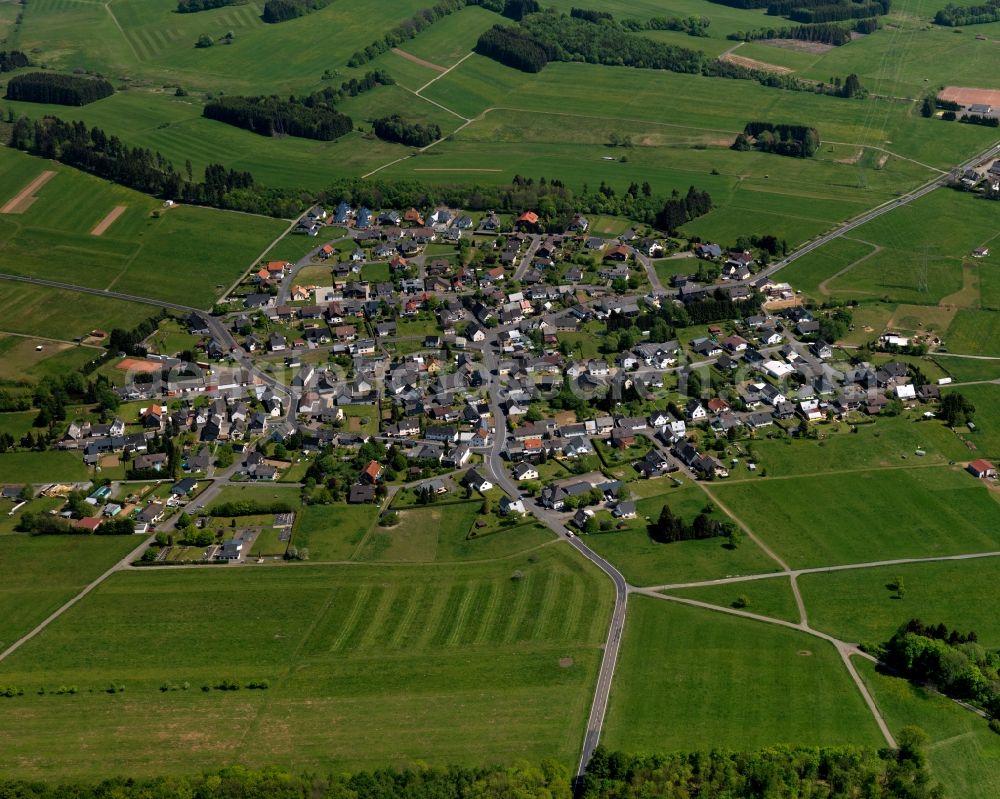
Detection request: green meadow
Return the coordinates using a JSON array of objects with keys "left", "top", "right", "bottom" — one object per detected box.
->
[
  {"left": 712, "top": 466, "right": 1000, "bottom": 569},
  {"left": 666, "top": 575, "right": 802, "bottom": 623},
  {"left": 0, "top": 545, "right": 613, "bottom": 778},
  {"left": 0, "top": 148, "right": 286, "bottom": 308},
  {"left": 603, "top": 596, "right": 883, "bottom": 752},
  {"left": 583, "top": 482, "right": 781, "bottom": 586},
  {"left": 857, "top": 659, "right": 1000, "bottom": 799},
  {"left": 801, "top": 556, "right": 1000, "bottom": 647},
  {"left": 0, "top": 533, "right": 140, "bottom": 652}
]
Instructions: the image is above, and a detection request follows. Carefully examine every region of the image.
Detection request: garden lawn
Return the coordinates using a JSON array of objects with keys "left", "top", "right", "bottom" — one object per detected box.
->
[
  {"left": 0, "top": 451, "right": 88, "bottom": 483},
  {"left": 292, "top": 503, "right": 380, "bottom": 561},
  {"left": 0, "top": 545, "right": 613, "bottom": 778},
  {"left": 603, "top": 596, "right": 883, "bottom": 752},
  {"left": 711, "top": 465, "right": 1000, "bottom": 569}
]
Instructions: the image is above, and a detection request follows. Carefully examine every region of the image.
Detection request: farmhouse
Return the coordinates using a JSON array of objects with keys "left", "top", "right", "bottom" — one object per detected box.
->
[{"left": 967, "top": 459, "right": 997, "bottom": 479}]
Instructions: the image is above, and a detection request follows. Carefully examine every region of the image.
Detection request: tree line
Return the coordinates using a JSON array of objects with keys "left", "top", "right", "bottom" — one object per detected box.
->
[
  {"left": 708, "top": 0, "right": 891, "bottom": 22},
  {"left": 6, "top": 72, "right": 114, "bottom": 106},
  {"left": 204, "top": 96, "right": 353, "bottom": 140},
  {"left": 262, "top": 0, "right": 331, "bottom": 23},
  {"left": 372, "top": 115, "right": 441, "bottom": 147},
  {"left": 881, "top": 619, "right": 1000, "bottom": 722},
  {"left": 0, "top": 50, "right": 29, "bottom": 72},
  {"left": 475, "top": 11, "right": 867, "bottom": 98},
  {"left": 9, "top": 116, "right": 304, "bottom": 217},
  {"left": 584, "top": 742, "right": 942, "bottom": 798},
  {"left": 959, "top": 113, "right": 1000, "bottom": 128},
  {"left": 0, "top": 740, "right": 943, "bottom": 798},
  {"left": 934, "top": 0, "right": 1000, "bottom": 25},
  {"left": 203, "top": 69, "right": 392, "bottom": 140},
  {"left": 176, "top": 0, "right": 244, "bottom": 11},
  {"left": 733, "top": 121, "right": 821, "bottom": 157},
  {"left": 728, "top": 20, "right": 865, "bottom": 44},
  {"left": 324, "top": 174, "right": 712, "bottom": 233},
  {"left": 347, "top": 0, "right": 500, "bottom": 67}
]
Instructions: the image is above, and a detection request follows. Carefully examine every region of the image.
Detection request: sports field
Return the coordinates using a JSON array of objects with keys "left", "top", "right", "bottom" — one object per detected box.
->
[
  {"left": 0, "top": 148, "right": 287, "bottom": 308},
  {"left": 0, "top": 545, "right": 613, "bottom": 778},
  {"left": 603, "top": 597, "right": 883, "bottom": 752}
]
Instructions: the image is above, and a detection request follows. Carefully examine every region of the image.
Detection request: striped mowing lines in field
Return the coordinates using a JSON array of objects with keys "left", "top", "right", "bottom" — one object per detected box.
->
[
  {"left": 297, "top": 569, "right": 597, "bottom": 659},
  {"left": 125, "top": 27, "right": 186, "bottom": 61}
]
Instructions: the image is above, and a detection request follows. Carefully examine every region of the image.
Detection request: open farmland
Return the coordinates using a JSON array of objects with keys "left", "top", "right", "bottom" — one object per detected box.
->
[
  {"left": 603, "top": 596, "right": 883, "bottom": 752},
  {"left": 0, "top": 545, "right": 613, "bottom": 778},
  {"left": 0, "top": 534, "right": 140, "bottom": 652},
  {"left": 857, "top": 659, "right": 1000, "bottom": 799},
  {"left": 0, "top": 280, "right": 152, "bottom": 340},
  {"left": 711, "top": 466, "right": 1000, "bottom": 569},
  {"left": 0, "top": 148, "right": 286, "bottom": 308},
  {"left": 665, "top": 576, "right": 802, "bottom": 623},
  {"left": 800, "top": 556, "right": 1000, "bottom": 648}
]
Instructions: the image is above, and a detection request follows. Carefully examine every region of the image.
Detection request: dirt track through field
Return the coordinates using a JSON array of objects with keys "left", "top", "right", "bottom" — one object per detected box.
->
[
  {"left": 392, "top": 47, "right": 446, "bottom": 73},
  {"left": 720, "top": 52, "right": 793, "bottom": 75},
  {"left": 0, "top": 170, "right": 56, "bottom": 214},
  {"left": 91, "top": 205, "right": 128, "bottom": 236}
]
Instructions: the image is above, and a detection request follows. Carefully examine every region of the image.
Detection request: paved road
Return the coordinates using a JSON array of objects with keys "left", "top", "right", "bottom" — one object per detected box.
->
[
  {"left": 757, "top": 139, "right": 1000, "bottom": 283},
  {"left": 478, "top": 332, "right": 629, "bottom": 777}
]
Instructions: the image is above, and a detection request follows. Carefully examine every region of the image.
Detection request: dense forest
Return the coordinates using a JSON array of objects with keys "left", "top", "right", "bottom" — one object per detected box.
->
[
  {"left": 572, "top": 7, "right": 711, "bottom": 37},
  {"left": 881, "top": 619, "right": 1000, "bottom": 720},
  {"left": 935, "top": 0, "right": 1000, "bottom": 25},
  {"left": 0, "top": 50, "right": 29, "bottom": 72},
  {"left": 728, "top": 20, "right": 865, "bottom": 44},
  {"left": 732, "top": 121, "right": 821, "bottom": 157},
  {"left": 8, "top": 116, "right": 303, "bottom": 217},
  {"left": 372, "top": 115, "right": 441, "bottom": 147},
  {"left": 0, "top": 743, "right": 943, "bottom": 799},
  {"left": 476, "top": 11, "right": 866, "bottom": 97},
  {"left": 176, "top": 0, "right": 244, "bottom": 11},
  {"left": 262, "top": 0, "right": 331, "bottom": 23},
  {"left": 204, "top": 96, "right": 353, "bottom": 140},
  {"left": 475, "top": 23, "right": 550, "bottom": 71},
  {"left": 656, "top": 186, "right": 712, "bottom": 234},
  {"left": 6, "top": 72, "right": 114, "bottom": 106}
]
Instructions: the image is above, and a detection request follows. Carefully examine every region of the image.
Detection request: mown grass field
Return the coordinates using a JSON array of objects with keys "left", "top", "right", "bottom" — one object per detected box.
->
[
  {"left": 583, "top": 482, "right": 780, "bottom": 585},
  {"left": 801, "top": 556, "right": 1000, "bottom": 648},
  {"left": 666, "top": 575, "right": 801, "bottom": 623},
  {"left": 0, "top": 451, "right": 89, "bottom": 483},
  {"left": 603, "top": 596, "right": 883, "bottom": 752},
  {"left": 741, "top": 414, "right": 968, "bottom": 477},
  {"left": 712, "top": 465, "right": 1000, "bottom": 569},
  {"left": 0, "top": 533, "right": 140, "bottom": 651},
  {"left": 0, "top": 148, "right": 286, "bottom": 308},
  {"left": 857, "top": 659, "right": 1000, "bottom": 799},
  {"left": 0, "top": 545, "right": 613, "bottom": 778},
  {"left": 0, "top": 281, "right": 154, "bottom": 340},
  {"left": 945, "top": 310, "right": 1000, "bottom": 356}
]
